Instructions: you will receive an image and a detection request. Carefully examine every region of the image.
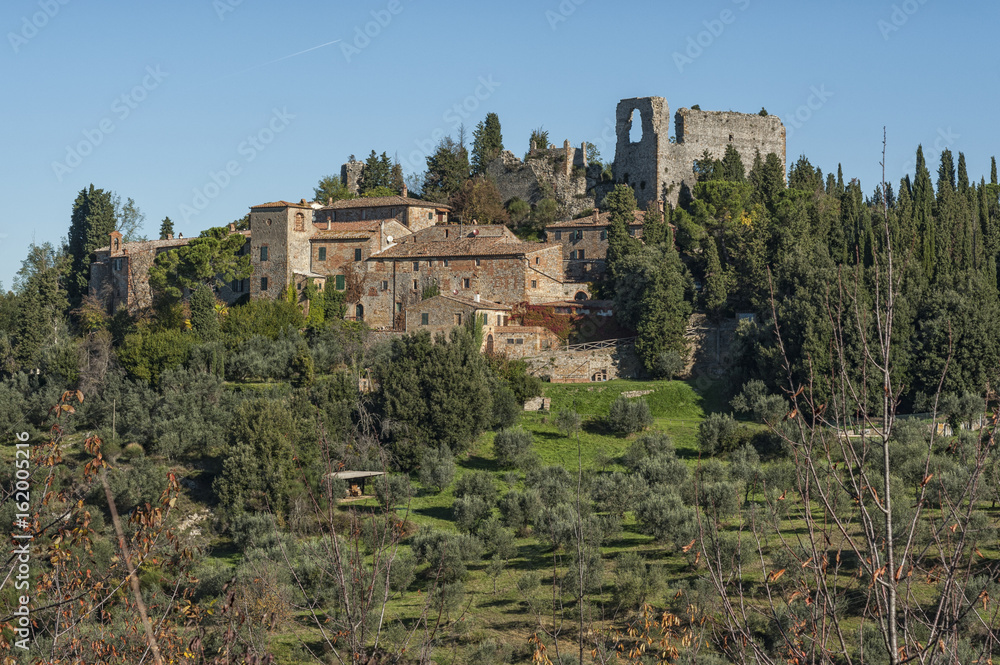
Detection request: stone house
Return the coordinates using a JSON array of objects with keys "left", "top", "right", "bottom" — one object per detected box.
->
[
  {"left": 545, "top": 209, "right": 646, "bottom": 282},
  {"left": 88, "top": 228, "right": 250, "bottom": 314},
  {"left": 404, "top": 293, "right": 510, "bottom": 336},
  {"left": 483, "top": 325, "right": 562, "bottom": 358}
]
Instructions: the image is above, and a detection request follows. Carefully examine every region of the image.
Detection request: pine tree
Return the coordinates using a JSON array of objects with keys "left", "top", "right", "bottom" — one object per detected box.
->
[
  {"left": 423, "top": 137, "right": 470, "bottom": 204},
  {"left": 159, "top": 217, "right": 174, "bottom": 240},
  {"left": 720, "top": 145, "right": 746, "bottom": 182},
  {"left": 604, "top": 184, "right": 640, "bottom": 284},
  {"left": 189, "top": 284, "right": 219, "bottom": 341},
  {"left": 358, "top": 151, "right": 394, "bottom": 194},
  {"left": 67, "top": 184, "right": 116, "bottom": 306},
  {"left": 702, "top": 237, "right": 727, "bottom": 319},
  {"left": 471, "top": 112, "right": 503, "bottom": 175}
]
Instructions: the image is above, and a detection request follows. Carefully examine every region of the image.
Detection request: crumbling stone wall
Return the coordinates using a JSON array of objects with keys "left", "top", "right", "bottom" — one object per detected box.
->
[
  {"left": 522, "top": 343, "right": 643, "bottom": 383},
  {"left": 613, "top": 96, "right": 786, "bottom": 208},
  {"left": 486, "top": 148, "right": 598, "bottom": 219},
  {"left": 340, "top": 159, "right": 363, "bottom": 195}
]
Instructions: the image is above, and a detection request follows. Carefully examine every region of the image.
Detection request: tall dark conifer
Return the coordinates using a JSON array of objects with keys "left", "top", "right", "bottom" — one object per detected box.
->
[
  {"left": 67, "top": 185, "right": 116, "bottom": 307},
  {"left": 912, "top": 146, "right": 936, "bottom": 280}
]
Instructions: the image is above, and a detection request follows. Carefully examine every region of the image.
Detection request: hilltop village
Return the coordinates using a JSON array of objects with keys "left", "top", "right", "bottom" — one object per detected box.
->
[{"left": 87, "top": 95, "right": 785, "bottom": 377}]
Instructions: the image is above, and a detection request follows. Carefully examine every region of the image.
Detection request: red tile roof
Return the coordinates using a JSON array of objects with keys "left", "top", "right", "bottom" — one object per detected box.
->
[
  {"left": 372, "top": 238, "right": 560, "bottom": 259},
  {"left": 546, "top": 210, "right": 646, "bottom": 229},
  {"left": 250, "top": 200, "right": 315, "bottom": 209}
]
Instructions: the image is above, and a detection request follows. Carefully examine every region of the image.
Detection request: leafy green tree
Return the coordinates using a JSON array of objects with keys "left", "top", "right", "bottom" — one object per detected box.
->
[
  {"left": 158, "top": 216, "right": 174, "bottom": 240},
  {"left": 113, "top": 195, "right": 146, "bottom": 242},
  {"left": 378, "top": 328, "right": 493, "bottom": 465},
  {"left": 418, "top": 446, "right": 455, "bottom": 493},
  {"left": 635, "top": 486, "right": 697, "bottom": 548},
  {"left": 528, "top": 198, "right": 560, "bottom": 235},
  {"left": 554, "top": 410, "right": 582, "bottom": 437},
  {"left": 493, "top": 428, "right": 534, "bottom": 469},
  {"left": 655, "top": 350, "right": 685, "bottom": 380},
  {"left": 606, "top": 396, "right": 653, "bottom": 435},
  {"left": 730, "top": 379, "right": 786, "bottom": 424},
  {"left": 67, "top": 184, "right": 117, "bottom": 306},
  {"left": 422, "top": 136, "right": 470, "bottom": 204},
  {"left": 471, "top": 112, "right": 503, "bottom": 175},
  {"left": 506, "top": 197, "right": 531, "bottom": 226},
  {"left": 698, "top": 412, "right": 740, "bottom": 456},
  {"left": 450, "top": 176, "right": 509, "bottom": 224},
  {"left": 313, "top": 174, "right": 355, "bottom": 204},
  {"left": 149, "top": 226, "right": 252, "bottom": 313},
  {"left": 213, "top": 399, "right": 298, "bottom": 516}
]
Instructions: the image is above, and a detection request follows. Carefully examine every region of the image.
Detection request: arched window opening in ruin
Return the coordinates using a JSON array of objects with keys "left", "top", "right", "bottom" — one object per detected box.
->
[{"left": 629, "top": 109, "right": 644, "bottom": 144}]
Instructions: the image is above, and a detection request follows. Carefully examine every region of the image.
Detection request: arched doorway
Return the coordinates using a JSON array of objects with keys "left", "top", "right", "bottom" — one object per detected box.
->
[
  {"left": 486, "top": 334, "right": 494, "bottom": 354},
  {"left": 355, "top": 304, "right": 364, "bottom": 321},
  {"left": 574, "top": 291, "right": 588, "bottom": 301}
]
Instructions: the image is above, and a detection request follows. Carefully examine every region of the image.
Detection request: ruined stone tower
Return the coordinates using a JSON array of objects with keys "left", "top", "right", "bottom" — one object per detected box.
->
[{"left": 612, "top": 96, "right": 786, "bottom": 208}]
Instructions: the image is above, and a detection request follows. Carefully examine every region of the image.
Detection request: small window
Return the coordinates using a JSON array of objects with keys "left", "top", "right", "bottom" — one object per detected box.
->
[
  {"left": 427, "top": 211, "right": 433, "bottom": 220},
  {"left": 113, "top": 258, "right": 123, "bottom": 271},
  {"left": 395, "top": 302, "right": 402, "bottom": 313},
  {"left": 413, "top": 280, "right": 419, "bottom": 290},
  {"left": 570, "top": 251, "right": 577, "bottom": 260},
  {"left": 443, "top": 259, "right": 450, "bottom": 267},
  {"left": 455, "top": 313, "right": 462, "bottom": 326},
  {"left": 413, "top": 261, "right": 420, "bottom": 271},
  {"left": 531, "top": 280, "right": 537, "bottom": 288},
  {"left": 355, "top": 248, "right": 362, "bottom": 261},
  {"left": 628, "top": 228, "right": 636, "bottom": 236},
  {"left": 506, "top": 338, "right": 515, "bottom": 345},
  {"left": 381, "top": 280, "right": 389, "bottom": 291},
  {"left": 578, "top": 249, "right": 585, "bottom": 260},
  {"left": 261, "top": 277, "right": 269, "bottom": 291},
  {"left": 294, "top": 212, "right": 305, "bottom": 231},
  {"left": 475, "top": 259, "right": 481, "bottom": 267},
  {"left": 576, "top": 230, "right": 583, "bottom": 240},
  {"left": 515, "top": 338, "right": 524, "bottom": 345},
  {"left": 335, "top": 275, "right": 345, "bottom": 290},
  {"left": 421, "top": 313, "right": 429, "bottom": 326},
  {"left": 260, "top": 246, "right": 269, "bottom": 261},
  {"left": 555, "top": 231, "right": 562, "bottom": 240},
  {"left": 318, "top": 247, "right": 327, "bottom": 261},
  {"left": 600, "top": 230, "right": 607, "bottom": 240},
  {"left": 463, "top": 278, "right": 470, "bottom": 289},
  {"left": 535, "top": 257, "right": 540, "bottom": 265},
  {"left": 297, "top": 282, "right": 303, "bottom": 290}
]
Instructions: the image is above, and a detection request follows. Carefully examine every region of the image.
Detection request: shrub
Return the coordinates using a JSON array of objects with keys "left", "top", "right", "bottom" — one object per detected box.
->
[
  {"left": 454, "top": 471, "right": 498, "bottom": 507},
  {"left": 493, "top": 428, "right": 534, "bottom": 469},
  {"left": 410, "top": 528, "right": 482, "bottom": 582},
  {"left": 454, "top": 495, "right": 492, "bottom": 534},
  {"left": 418, "top": 446, "right": 455, "bottom": 493},
  {"left": 698, "top": 412, "right": 740, "bottom": 455},
  {"left": 121, "top": 442, "right": 145, "bottom": 460},
  {"left": 554, "top": 409, "right": 582, "bottom": 437},
  {"left": 229, "top": 512, "right": 280, "bottom": 551},
  {"left": 636, "top": 487, "right": 697, "bottom": 548},
  {"left": 106, "top": 456, "right": 168, "bottom": 514},
  {"left": 622, "top": 431, "right": 675, "bottom": 471},
  {"left": 607, "top": 396, "right": 653, "bottom": 436},
  {"left": 730, "top": 380, "right": 786, "bottom": 424},
  {"left": 498, "top": 489, "right": 542, "bottom": 535},
  {"left": 373, "top": 473, "right": 413, "bottom": 511}
]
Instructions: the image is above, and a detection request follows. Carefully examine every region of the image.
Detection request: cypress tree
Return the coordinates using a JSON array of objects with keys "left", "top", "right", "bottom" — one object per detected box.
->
[
  {"left": 604, "top": 184, "right": 640, "bottom": 284},
  {"left": 912, "top": 146, "right": 936, "bottom": 280},
  {"left": 159, "top": 216, "right": 174, "bottom": 240},
  {"left": 957, "top": 153, "right": 970, "bottom": 194},
  {"left": 67, "top": 185, "right": 116, "bottom": 306},
  {"left": 189, "top": 284, "right": 220, "bottom": 341},
  {"left": 992, "top": 157, "right": 997, "bottom": 185},
  {"left": 471, "top": 112, "right": 503, "bottom": 175},
  {"left": 702, "top": 237, "right": 727, "bottom": 319}
]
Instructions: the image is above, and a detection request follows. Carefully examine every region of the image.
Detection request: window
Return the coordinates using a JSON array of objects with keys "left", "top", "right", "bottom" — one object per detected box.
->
[
  {"left": 421, "top": 313, "right": 429, "bottom": 325},
  {"left": 555, "top": 231, "right": 562, "bottom": 240},
  {"left": 628, "top": 228, "right": 636, "bottom": 236},
  {"left": 260, "top": 245, "right": 269, "bottom": 261},
  {"left": 475, "top": 259, "right": 481, "bottom": 267},
  {"left": 427, "top": 211, "right": 433, "bottom": 220},
  {"left": 515, "top": 338, "right": 524, "bottom": 345},
  {"left": 535, "top": 257, "right": 540, "bottom": 265},
  {"left": 600, "top": 230, "right": 607, "bottom": 240},
  {"left": 463, "top": 278, "right": 470, "bottom": 289},
  {"left": 355, "top": 304, "right": 364, "bottom": 321},
  {"left": 381, "top": 280, "right": 389, "bottom": 291},
  {"left": 395, "top": 302, "right": 402, "bottom": 313},
  {"left": 335, "top": 275, "right": 345, "bottom": 290},
  {"left": 454, "top": 313, "right": 462, "bottom": 326},
  {"left": 261, "top": 277, "right": 269, "bottom": 291},
  {"left": 294, "top": 212, "right": 305, "bottom": 231},
  {"left": 413, "top": 261, "right": 420, "bottom": 271},
  {"left": 318, "top": 247, "right": 327, "bottom": 261},
  {"left": 297, "top": 282, "right": 303, "bottom": 290},
  {"left": 578, "top": 249, "right": 585, "bottom": 259},
  {"left": 531, "top": 280, "right": 537, "bottom": 288},
  {"left": 355, "top": 248, "right": 362, "bottom": 261},
  {"left": 413, "top": 280, "right": 419, "bottom": 290},
  {"left": 113, "top": 258, "right": 123, "bottom": 271},
  {"left": 506, "top": 338, "right": 515, "bottom": 345},
  {"left": 576, "top": 230, "right": 583, "bottom": 240},
  {"left": 569, "top": 251, "right": 577, "bottom": 260},
  {"left": 443, "top": 259, "right": 449, "bottom": 267}
]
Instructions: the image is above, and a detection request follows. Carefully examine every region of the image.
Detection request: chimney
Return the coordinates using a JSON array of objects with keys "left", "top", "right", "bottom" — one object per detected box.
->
[
  {"left": 564, "top": 140, "right": 572, "bottom": 177},
  {"left": 474, "top": 293, "right": 480, "bottom": 303},
  {"left": 581, "top": 142, "right": 588, "bottom": 168},
  {"left": 228, "top": 222, "right": 236, "bottom": 232},
  {"left": 166, "top": 233, "right": 173, "bottom": 240},
  {"left": 402, "top": 183, "right": 408, "bottom": 198},
  {"left": 327, "top": 197, "right": 333, "bottom": 205},
  {"left": 592, "top": 208, "right": 599, "bottom": 223},
  {"left": 300, "top": 199, "right": 308, "bottom": 205}
]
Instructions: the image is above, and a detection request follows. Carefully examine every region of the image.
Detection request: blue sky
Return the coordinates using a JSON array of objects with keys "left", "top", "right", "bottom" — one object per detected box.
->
[{"left": 2, "top": 0, "right": 996, "bottom": 290}]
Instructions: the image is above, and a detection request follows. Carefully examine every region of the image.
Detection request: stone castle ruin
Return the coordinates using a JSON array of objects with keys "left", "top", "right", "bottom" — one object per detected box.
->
[
  {"left": 484, "top": 95, "right": 786, "bottom": 214},
  {"left": 613, "top": 96, "right": 786, "bottom": 208}
]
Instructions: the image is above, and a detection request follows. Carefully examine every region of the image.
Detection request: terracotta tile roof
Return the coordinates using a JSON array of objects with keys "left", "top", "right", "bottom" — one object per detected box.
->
[
  {"left": 250, "top": 200, "right": 315, "bottom": 209},
  {"left": 321, "top": 196, "right": 452, "bottom": 210},
  {"left": 372, "top": 238, "right": 560, "bottom": 260},
  {"left": 94, "top": 230, "right": 249, "bottom": 254},
  {"left": 546, "top": 210, "right": 646, "bottom": 229},
  {"left": 312, "top": 221, "right": 382, "bottom": 232}
]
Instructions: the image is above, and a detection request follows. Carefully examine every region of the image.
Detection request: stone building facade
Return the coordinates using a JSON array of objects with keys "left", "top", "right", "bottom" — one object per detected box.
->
[
  {"left": 613, "top": 96, "right": 786, "bottom": 208},
  {"left": 88, "top": 228, "right": 250, "bottom": 313},
  {"left": 404, "top": 294, "right": 510, "bottom": 337},
  {"left": 544, "top": 209, "right": 647, "bottom": 282}
]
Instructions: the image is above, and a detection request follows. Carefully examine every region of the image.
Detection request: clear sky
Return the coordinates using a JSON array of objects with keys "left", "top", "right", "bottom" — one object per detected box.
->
[{"left": 2, "top": 0, "right": 997, "bottom": 290}]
